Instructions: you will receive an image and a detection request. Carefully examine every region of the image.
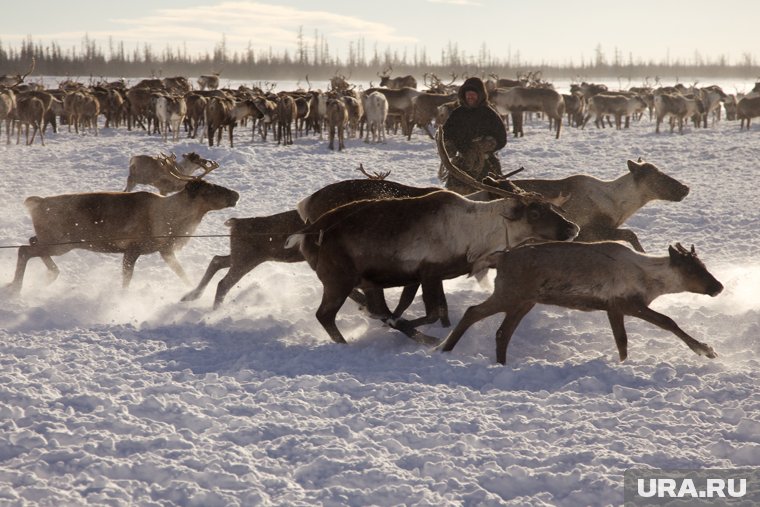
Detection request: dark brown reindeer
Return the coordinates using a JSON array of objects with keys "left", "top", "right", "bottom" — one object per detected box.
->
[{"left": 437, "top": 242, "right": 723, "bottom": 364}]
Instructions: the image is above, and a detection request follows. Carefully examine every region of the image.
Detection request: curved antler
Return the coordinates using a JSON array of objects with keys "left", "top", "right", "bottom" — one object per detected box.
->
[
  {"left": 357, "top": 163, "right": 391, "bottom": 180},
  {"left": 436, "top": 128, "right": 523, "bottom": 200},
  {"left": 198, "top": 158, "right": 220, "bottom": 177},
  {"left": 20, "top": 58, "right": 35, "bottom": 82}
]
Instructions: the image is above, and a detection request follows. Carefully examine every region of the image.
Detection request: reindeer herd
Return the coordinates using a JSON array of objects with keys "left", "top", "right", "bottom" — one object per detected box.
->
[{"left": 2, "top": 61, "right": 759, "bottom": 152}]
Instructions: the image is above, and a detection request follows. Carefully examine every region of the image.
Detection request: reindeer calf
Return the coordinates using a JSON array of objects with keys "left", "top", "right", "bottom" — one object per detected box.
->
[
  {"left": 437, "top": 241, "right": 723, "bottom": 364},
  {"left": 181, "top": 210, "right": 305, "bottom": 308}
]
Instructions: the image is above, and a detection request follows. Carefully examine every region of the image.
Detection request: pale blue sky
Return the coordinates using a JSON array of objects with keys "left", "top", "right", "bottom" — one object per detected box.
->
[{"left": 2, "top": 0, "right": 758, "bottom": 66}]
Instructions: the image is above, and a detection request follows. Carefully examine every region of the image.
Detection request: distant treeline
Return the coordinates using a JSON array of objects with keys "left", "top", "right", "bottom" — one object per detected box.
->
[{"left": 1, "top": 35, "right": 759, "bottom": 84}]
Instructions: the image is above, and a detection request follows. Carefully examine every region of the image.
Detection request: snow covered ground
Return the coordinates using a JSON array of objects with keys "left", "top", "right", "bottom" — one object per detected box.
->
[{"left": 1, "top": 78, "right": 759, "bottom": 506}]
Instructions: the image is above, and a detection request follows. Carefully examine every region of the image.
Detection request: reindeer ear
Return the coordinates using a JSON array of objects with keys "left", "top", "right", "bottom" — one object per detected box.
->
[
  {"left": 668, "top": 243, "right": 692, "bottom": 262},
  {"left": 627, "top": 159, "right": 643, "bottom": 172},
  {"left": 668, "top": 244, "right": 679, "bottom": 261}
]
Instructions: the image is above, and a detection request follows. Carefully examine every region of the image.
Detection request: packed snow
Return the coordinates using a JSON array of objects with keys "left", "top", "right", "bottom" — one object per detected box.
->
[{"left": 1, "top": 78, "right": 759, "bottom": 506}]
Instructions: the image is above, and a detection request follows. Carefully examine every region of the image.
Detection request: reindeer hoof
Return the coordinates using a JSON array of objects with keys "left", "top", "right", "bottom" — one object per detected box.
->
[
  {"left": 180, "top": 291, "right": 199, "bottom": 302},
  {"left": 697, "top": 343, "right": 718, "bottom": 359},
  {"left": 4, "top": 282, "right": 22, "bottom": 295},
  {"left": 388, "top": 318, "right": 440, "bottom": 346}
]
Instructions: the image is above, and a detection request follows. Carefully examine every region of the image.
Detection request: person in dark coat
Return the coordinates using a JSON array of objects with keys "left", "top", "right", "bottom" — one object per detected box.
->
[{"left": 440, "top": 76, "right": 507, "bottom": 193}]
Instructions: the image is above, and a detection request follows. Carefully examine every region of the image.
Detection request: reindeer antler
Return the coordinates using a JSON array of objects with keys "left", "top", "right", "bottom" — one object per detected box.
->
[
  {"left": 436, "top": 129, "right": 524, "bottom": 200},
  {"left": 164, "top": 156, "right": 217, "bottom": 182},
  {"left": 198, "top": 158, "right": 220, "bottom": 177},
  {"left": 20, "top": 58, "right": 35, "bottom": 82},
  {"left": 357, "top": 163, "right": 391, "bottom": 180}
]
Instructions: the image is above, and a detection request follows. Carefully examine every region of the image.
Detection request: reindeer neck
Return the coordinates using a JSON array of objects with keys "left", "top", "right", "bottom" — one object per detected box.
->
[
  {"left": 637, "top": 255, "right": 687, "bottom": 302},
  {"left": 606, "top": 172, "right": 650, "bottom": 226}
]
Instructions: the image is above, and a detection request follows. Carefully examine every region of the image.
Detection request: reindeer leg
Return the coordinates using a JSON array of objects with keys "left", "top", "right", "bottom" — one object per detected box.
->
[
  {"left": 315, "top": 280, "right": 354, "bottom": 344},
  {"left": 611, "top": 228, "right": 645, "bottom": 252},
  {"left": 181, "top": 254, "right": 231, "bottom": 303},
  {"left": 122, "top": 250, "right": 140, "bottom": 288},
  {"left": 159, "top": 250, "right": 190, "bottom": 285},
  {"left": 8, "top": 245, "right": 33, "bottom": 293},
  {"left": 391, "top": 284, "right": 419, "bottom": 320},
  {"left": 494, "top": 303, "right": 534, "bottom": 364},
  {"left": 8, "top": 243, "right": 60, "bottom": 293},
  {"left": 625, "top": 301, "right": 717, "bottom": 358},
  {"left": 361, "top": 287, "right": 393, "bottom": 319},
  {"left": 606, "top": 307, "right": 628, "bottom": 361},
  {"left": 388, "top": 319, "right": 439, "bottom": 346},
  {"left": 212, "top": 259, "right": 262, "bottom": 309},
  {"left": 356, "top": 287, "right": 437, "bottom": 345},
  {"left": 437, "top": 296, "right": 506, "bottom": 353},
  {"left": 424, "top": 280, "right": 450, "bottom": 327},
  {"left": 397, "top": 280, "right": 450, "bottom": 329},
  {"left": 39, "top": 255, "right": 59, "bottom": 284},
  {"left": 347, "top": 289, "right": 367, "bottom": 308},
  {"left": 580, "top": 226, "right": 645, "bottom": 253}
]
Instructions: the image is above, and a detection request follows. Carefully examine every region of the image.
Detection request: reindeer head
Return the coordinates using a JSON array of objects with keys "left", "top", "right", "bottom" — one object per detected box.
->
[{"left": 668, "top": 243, "right": 723, "bottom": 297}]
